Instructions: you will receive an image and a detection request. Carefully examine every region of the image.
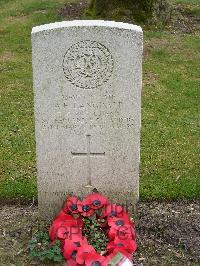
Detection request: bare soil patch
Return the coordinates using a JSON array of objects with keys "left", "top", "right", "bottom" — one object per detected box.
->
[
  {"left": 58, "top": 1, "right": 199, "bottom": 34},
  {"left": 171, "top": 4, "right": 200, "bottom": 34},
  {"left": 134, "top": 201, "right": 200, "bottom": 265},
  {"left": 58, "top": 0, "right": 87, "bottom": 20},
  {"left": 0, "top": 201, "right": 199, "bottom": 265}
]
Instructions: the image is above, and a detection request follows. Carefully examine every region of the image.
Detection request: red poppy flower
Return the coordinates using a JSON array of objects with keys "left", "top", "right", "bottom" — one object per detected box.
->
[
  {"left": 102, "top": 255, "right": 112, "bottom": 266},
  {"left": 56, "top": 226, "right": 69, "bottom": 240},
  {"left": 49, "top": 219, "right": 70, "bottom": 238},
  {"left": 49, "top": 216, "right": 83, "bottom": 243},
  {"left": 78, "top": 199, "right": 95, "bottom": 217},
  {"left": 85, "top": 252, "right": 106, "bottom": 266},
  {"left": 101, "top": 204, "right": 124, "bottom": 218},
  {"left": 107, "top": 238, "right": 137, "bottom": 254},
  {"left": 65, "top": 258, "right": 77, "bottom": 266},
  {"left": 65, "top": 259, "right": 84, "bottom": 266},
  {"left": 62, "top": 203, "right": 70, "bottom": 214},
  {"left": 86, "top": 193, "right": 109, "bottom": 210},
  {"left": 57, "top": 225, "right": 82, "bottom": 240},
  {"left": 63, "top": 237, "right": 87, "bottom": 260},
  {"left": 49, "top": 213, "right": 76, "bottom": 248},
  {"left": 108, "top": 214, "right": 131, "bottom": 228},
  {"left": 54, "top": 210, "right": 74, "bottom": 223},
  {"left": 108, "top": 224, "right": 136, "bottom": 240},
  {"left": 65, "top": 196, "right": 82, "bottom": 214},
  {"left": 63, "top": 244, "right": 78, "bottom": 261},
  {"left": 76, "top": 244, "right": 96, "bottom": 264}
]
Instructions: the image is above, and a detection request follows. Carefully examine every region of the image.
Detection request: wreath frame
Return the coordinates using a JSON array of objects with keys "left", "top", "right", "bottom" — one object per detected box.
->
[{"left": 49, "top": 193, "right": 137, "bottom": 265}]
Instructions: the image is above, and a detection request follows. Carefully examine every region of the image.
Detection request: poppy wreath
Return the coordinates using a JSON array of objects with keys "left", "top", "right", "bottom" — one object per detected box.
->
[{"left": 49, "top": 193, "right": 137, "bottom": 265}]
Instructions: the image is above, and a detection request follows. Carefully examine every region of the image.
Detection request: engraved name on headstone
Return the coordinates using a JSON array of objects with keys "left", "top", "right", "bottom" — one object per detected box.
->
[{"left": 32, "top": 20, "right": 143, "bottom": 219}]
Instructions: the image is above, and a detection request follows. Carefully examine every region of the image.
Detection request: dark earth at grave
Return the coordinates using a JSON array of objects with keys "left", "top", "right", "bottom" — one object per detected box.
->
[{"left": 0, "top": 201, "right": 199, "bottom": 265}]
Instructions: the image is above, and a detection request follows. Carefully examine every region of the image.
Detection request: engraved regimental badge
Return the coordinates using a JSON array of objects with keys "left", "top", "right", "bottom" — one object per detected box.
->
[{"left": 63, "top": 40, "right": 114, "bottom": 89}]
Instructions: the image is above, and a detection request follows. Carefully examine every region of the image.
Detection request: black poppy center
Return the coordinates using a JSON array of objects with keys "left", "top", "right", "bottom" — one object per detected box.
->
[
  {"left": 117, "top": 243, "right": 124, "bottom": 247},
  {"left": 115, "top": 220, "right": 124, "bottom": 226},
  {"left": 93, "top": 200, "right": 101, "bottom": 207},
  {"left": 110, "top": 211, "right": 117, "bottom": 217},
  {"left": 92, "top": 261, "right": 101, "bottom": 266},
  {"left": 70, "top": 203, "right": 78, "bottom": 211},
  {"left": 82, "top": 205, "right": 90, "bottom": 212},
  {"left": 71, "top": 250, "right": 77, "bottom": 258},
  {"left": 74, "top": 241, "right": 81, "bottom": 247}
]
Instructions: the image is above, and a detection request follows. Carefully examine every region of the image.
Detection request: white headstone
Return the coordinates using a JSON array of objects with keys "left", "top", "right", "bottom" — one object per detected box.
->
[{"left": 32, "top": 20, "right": 143, "bottom": 219}]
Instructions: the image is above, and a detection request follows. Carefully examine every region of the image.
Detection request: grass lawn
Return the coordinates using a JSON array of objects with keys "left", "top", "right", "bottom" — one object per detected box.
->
[{"left": 0, "top": 0, "right": 199, "bottom": 201}]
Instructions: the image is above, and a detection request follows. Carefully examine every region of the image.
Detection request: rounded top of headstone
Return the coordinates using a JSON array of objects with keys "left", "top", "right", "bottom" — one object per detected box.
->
[{"left": 31, "top": 20, "right": 142, "bottom": 34}]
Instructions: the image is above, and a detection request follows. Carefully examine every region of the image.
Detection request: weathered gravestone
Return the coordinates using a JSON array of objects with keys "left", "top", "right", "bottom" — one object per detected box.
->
[{"left": 32, "top": 20, "right": 143, "bottom": 220}]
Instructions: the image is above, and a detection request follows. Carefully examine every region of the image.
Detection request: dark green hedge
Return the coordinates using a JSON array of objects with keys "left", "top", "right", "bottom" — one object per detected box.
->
[{"left": 89, "top": 0, "right": 156, "bottom": 22}]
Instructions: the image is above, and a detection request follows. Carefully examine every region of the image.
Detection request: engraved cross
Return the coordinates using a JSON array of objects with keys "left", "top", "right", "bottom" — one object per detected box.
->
[{"left": 71, "top": 135, "right": 105, "bottom": 186}]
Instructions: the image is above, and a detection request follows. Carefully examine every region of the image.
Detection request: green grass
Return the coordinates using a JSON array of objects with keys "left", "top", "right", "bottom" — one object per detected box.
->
[
  {"left": 141, "top": 33, "right": 200, "bottom": 199},
  {"left": 0, "top": 0, "right": 67, "bottom": 199},
  {"left": 172, "top": 0, "right": 200, "bottom": 4},
  {"left": 0, "top": 0, "right": 199, "bottom": 201}
]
